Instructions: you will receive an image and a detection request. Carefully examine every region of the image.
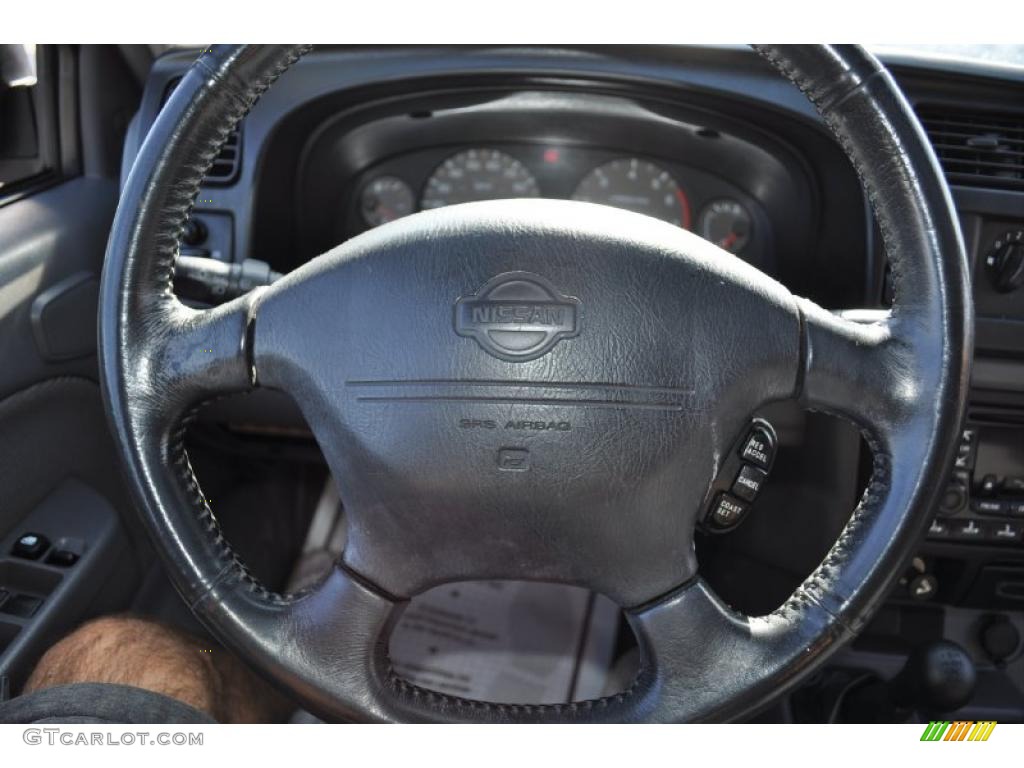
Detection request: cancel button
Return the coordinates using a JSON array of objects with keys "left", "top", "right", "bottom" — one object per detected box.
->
[{"left": 731, "top": 465, "right": 768, "bottom": 502}]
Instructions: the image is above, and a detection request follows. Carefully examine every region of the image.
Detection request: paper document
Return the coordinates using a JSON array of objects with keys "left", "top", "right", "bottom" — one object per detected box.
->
[{"left": 389, "top": 580, "right": 620, "bottom": 705}]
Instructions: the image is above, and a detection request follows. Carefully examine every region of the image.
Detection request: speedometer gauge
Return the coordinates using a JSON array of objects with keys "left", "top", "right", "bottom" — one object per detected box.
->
[
  {"left": 572, "top": 158, "right": 691, "bottom": 228},
  {"left": 421, "top": 149, "right": 539, "bottom": 209}
]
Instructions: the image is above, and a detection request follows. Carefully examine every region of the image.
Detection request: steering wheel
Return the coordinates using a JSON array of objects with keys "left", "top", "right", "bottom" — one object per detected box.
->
[{"left": 99, "top": 45, "right": 972, "bottom": 722}]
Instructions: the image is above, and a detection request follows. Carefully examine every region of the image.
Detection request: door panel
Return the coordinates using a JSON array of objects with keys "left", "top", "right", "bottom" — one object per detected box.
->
[{"left": 0, "top": 176, "right": 117, "bottom": 400}]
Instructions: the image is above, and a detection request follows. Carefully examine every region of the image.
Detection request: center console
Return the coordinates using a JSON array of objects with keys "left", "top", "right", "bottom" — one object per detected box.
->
[
  {"left": 924, "top": 409, "right": 1024, "bottom": 609},
  {"left": 829, "top": 190, "right": 1024, "bottom": 723},
  {"left": 916, "top": 205, "right": 1024, "bottom": 612}
]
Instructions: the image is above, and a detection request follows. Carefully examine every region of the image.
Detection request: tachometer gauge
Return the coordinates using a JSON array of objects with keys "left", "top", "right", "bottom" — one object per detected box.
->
[
  {"left": 698, "top": 198, "right": 752, "bottom": 253},
  {"left": 360, "top": 176, "right": 415, "bottom": 227},
  {"left": 421, "top": 149, "right": 540, "bottom": 209},
  {"left": 572, "top": 158, "right": 691, "bottom": 228}
]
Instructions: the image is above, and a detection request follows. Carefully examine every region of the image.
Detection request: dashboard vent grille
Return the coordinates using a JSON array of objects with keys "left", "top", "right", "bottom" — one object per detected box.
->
[
  {"left": 160, "top": 78, "right": 242, "bottom": 185},
  {"left": 205, "top": 129, "right": 241, "bottom": 184},
  {"left": 918, "top": 107, "right": 1024, "bottom": 192}
]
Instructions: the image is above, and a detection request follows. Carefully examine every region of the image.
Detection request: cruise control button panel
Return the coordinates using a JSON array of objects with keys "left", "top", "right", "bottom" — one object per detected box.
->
[{"left": 700, "top": 418, "right": 777, "bottom": 533}]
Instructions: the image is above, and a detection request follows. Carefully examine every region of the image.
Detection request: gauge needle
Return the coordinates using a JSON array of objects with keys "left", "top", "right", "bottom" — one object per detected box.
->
[
  {"left": 674, "top": 188, "right": 691, "bottom": 228},
  {"left": 719, "top": 232, "right": 738, "bottom": 250}
]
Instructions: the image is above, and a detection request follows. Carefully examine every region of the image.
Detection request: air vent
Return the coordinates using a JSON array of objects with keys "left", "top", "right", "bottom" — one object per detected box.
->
[
  {"left": 160, "top": 78, "right": 242, "bottom": 185},
  {"left": 205, "top": 128, "right": 241, "bottom": 184},
  {"left": 918, "top": 107, "right": 1024, "bottom": 192}
]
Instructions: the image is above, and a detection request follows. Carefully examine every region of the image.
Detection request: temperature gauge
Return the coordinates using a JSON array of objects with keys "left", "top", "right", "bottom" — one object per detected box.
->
[
  {"left": 699, "top": 198, "right": 752, "bottom": 254},
  {"left": 360, "top": 176, "right": 415, "bottom": 227}
]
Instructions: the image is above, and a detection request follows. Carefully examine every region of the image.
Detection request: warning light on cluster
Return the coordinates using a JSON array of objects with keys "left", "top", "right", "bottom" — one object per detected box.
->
[{"left": 543, "top": 148, "right": 561, "bottom": 164}]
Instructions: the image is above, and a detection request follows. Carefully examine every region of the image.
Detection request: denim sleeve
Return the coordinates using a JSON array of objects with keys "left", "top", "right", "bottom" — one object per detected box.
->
[{"left": 0, "top": 683, "right": 215, "bottom": 724}]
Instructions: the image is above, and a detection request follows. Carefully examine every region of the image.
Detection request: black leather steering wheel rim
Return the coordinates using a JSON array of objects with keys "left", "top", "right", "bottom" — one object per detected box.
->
[{"left": 99, "top": 44, "right": 972, "bottom": 722}]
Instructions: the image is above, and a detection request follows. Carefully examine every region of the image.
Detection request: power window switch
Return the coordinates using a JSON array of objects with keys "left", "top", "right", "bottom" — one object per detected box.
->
[
  {"left": 0, "top": 594, "right": 43, "bottom": 618},
  {"left": 12, "top": 533, "right": 49, "bottom": 560},
  {"left": 46, "top": 537, "right": 85, "bottom": 567}
]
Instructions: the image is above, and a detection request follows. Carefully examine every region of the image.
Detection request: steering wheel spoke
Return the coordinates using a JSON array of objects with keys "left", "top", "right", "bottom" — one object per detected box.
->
[
  {"left": 141, "top": 295, "right": 256, "bottom": 418},
  {"left": 797, "top": 299, "right": 906, "bottom": 437},
  {"left": 629, "top": 578, "right": 848, "bottom": 722}
]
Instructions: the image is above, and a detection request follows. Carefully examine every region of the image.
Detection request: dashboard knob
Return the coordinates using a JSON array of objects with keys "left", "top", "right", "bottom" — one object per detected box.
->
[
  {"left": 985, "top": 230, "right": 1024, "bottom": 293},
  {"left": 181, "top": 217, "right": 208, "bottom": 247},
  {"left": 937, "top": 483, "right": 966, "bottom": 517},
  {"left": 908, "top": 572, "right": 939, "bottom": 601}
]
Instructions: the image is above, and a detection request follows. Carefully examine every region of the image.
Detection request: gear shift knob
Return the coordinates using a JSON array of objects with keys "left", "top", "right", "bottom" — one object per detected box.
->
[{"left": 890, "top": 640, "right": 976, "bottom": 714}]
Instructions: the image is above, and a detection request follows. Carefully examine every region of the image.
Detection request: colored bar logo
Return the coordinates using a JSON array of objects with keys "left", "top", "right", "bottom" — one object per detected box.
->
[{"left": 921, "top": 721, "right": 997, "bottom": 741}]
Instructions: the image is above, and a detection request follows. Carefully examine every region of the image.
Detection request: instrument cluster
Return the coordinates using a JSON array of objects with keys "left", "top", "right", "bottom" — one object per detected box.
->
[{"left": 352, "top": 144, "right": 767, "bottom": 261}]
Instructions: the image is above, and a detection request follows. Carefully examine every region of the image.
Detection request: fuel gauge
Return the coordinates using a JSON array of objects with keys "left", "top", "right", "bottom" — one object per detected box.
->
[{"left": 698, "top": 198, "right": 752, "bottom": 254}]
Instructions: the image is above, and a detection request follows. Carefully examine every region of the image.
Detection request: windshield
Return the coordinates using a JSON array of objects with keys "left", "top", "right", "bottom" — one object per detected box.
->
[
  {"left": 873, "top": 44, "right": 1024, "bottom": 68},
  {"left": 156, "top": 44, "right": 1024, "bottom": 69}
]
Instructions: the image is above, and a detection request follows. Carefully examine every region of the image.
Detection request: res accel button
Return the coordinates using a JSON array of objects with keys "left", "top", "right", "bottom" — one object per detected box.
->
[
  {"left": 731, "top": 465, "right": 768, "bottom": 502},
  {"left": 739, "top": 427, "right": 775, "bottom": 469}
]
